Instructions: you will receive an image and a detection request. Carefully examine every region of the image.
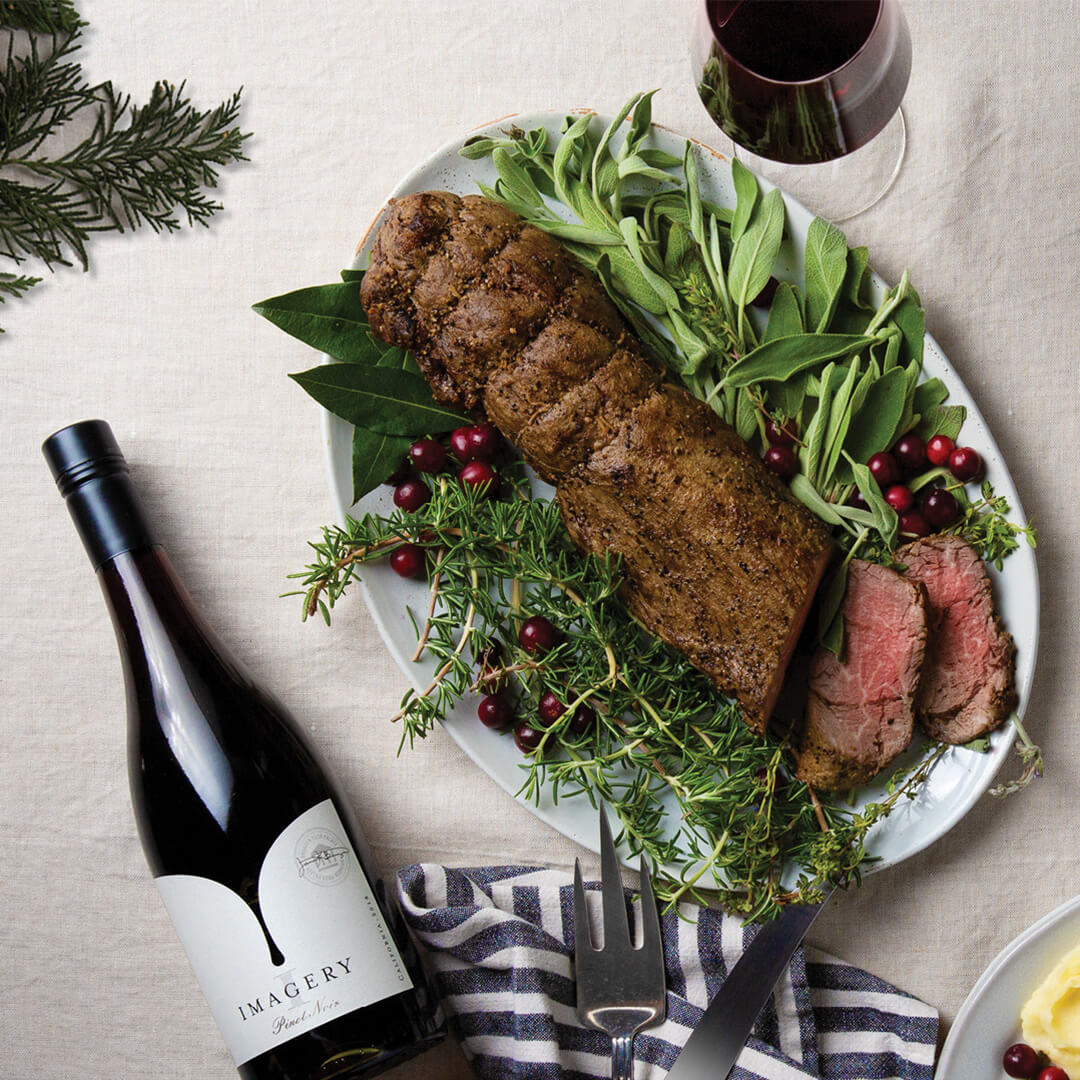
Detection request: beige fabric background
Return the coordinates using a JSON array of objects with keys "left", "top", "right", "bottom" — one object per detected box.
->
[{"left": 2, "top": 1, "right": 1078, "bottom": 1077}]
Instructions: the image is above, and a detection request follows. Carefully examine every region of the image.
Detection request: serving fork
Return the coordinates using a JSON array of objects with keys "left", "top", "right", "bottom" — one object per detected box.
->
[{"left": 573, "top": 810, "right": 666, "bottom": 1080}]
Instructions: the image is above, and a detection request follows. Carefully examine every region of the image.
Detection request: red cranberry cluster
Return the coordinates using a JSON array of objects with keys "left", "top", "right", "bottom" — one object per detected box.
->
[
  {"left": 852, "top": 432, "right": 983, "bottom": 538},
  {"left": 474, "top": 619, "right": 597, "bottom": 754}
]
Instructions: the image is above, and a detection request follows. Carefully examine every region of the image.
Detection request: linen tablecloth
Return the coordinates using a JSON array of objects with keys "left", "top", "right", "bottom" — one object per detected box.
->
[{"left": 2, "top": 2, "right": 1078, "bottom": 1077}]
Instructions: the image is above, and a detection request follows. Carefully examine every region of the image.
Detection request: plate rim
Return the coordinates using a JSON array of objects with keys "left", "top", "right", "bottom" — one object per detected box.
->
[
  {"left": 936, "top": 893, "right": 1080, "bottom": 1076},
  {"left": 318, "top": 105, "right": 1040, "bottom": 873}
]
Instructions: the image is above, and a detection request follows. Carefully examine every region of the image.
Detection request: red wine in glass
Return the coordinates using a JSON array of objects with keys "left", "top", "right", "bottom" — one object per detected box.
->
[{"left": 694, "top": 0, "right": 911, "bottom": 166}]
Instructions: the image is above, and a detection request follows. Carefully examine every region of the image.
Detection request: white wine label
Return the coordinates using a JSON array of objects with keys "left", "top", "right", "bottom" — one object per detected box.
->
[{"left": 156, "top": 800, "right": 413, "bottom": 1065}]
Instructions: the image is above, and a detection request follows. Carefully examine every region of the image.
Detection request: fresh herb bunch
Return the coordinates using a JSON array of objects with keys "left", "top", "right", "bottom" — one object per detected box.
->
[
  {"left": 460, "top": 95, "right": 1037, "bottom": 653},
  {"left": 0, "top": 3, "right": 250, "bottom": 330},
  {"left": 290, "top": 467, "right": 946, "bottom": 918}
]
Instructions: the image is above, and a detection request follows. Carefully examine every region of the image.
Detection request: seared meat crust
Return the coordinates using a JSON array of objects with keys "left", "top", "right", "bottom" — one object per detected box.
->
[{"left": 361, "top": 191, "right": 834, "bottom": 729}]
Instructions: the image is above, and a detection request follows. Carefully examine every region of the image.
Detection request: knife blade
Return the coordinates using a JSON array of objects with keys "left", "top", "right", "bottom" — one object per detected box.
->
[{"left": 665, "top": 887, "right": 835, "bottom": 1080}]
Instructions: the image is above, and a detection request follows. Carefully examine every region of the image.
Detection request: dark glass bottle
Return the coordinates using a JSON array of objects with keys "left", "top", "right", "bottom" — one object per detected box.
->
[{"left": 43, "top": 420, "right": 444, "bottom": 1080}]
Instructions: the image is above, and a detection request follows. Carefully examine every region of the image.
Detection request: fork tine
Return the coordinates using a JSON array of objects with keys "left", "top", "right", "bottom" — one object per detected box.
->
[
  {"left": 572, "top": 858, "right": 593, "bottom": 955},
  {"left": 637, "top": 855, "right": 663, "bottom": 964},
  {"left": 598, "top": 807, "right": 632, "bottom": 950}
]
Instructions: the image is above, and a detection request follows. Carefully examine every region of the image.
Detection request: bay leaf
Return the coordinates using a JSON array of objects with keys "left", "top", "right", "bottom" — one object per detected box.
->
[
  {"left": 253, "top": 282, "right": 386, "bottom": 365},
  {"left": 352, "top": 427, "right": 410, "bottom": 504},
  {"left": 289, "top": 364, "right": 467, "bottom": 435}
]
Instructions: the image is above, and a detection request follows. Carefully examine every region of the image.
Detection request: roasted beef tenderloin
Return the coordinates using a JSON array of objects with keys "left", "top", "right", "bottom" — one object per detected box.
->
[{"left": 361, "top": 191, "right": 834, "bottom": 731}]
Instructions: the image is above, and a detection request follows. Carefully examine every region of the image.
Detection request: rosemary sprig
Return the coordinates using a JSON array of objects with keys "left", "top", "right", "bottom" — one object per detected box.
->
[
  {"left": 0, "top": 6, "right": 250, "bottom": 329},
  {"left": 290, "top": 468, "right": 949, "bottom": 918}
]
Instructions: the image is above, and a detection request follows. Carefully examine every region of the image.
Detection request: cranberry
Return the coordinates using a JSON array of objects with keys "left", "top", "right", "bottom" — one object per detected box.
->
[
  {"left": 569, "top": 704, "right": 597, "bottom": 736},
  {"left": 899, "top": 509, "right": 931, "bottom": 538},
  {"left": 518, "top": 616, "right": 556, "bottom": 655},
  {"left": 389, "top": 543, "right": 426, "bottom": 579},
  {"left": 764, "top": 417, "right": 798, "bottom": 447},
  {"left": 449, "top": 426, "right": 474, "bottom": 461},
  {"left": 538, "top": 691, "right": 566, "bottom": 725},
  {"left": 513, "top": 723, "right": 544, "bottom": 754},
  {"left": 408, "top": 438, "right": 447, "bottom": 474},
  {"left": 885, "top": 485, "right": 914, "bottom": 513},
  {"left": 478, "top": 693, "right": 514, "bottom": 730},
  {"left": 922, "top": 488, "right": 959, "bottom": 528},
  {"left": 1003, "top": 1044, "right": 1041, "bottom": 1079},
  {"left": 949, "top": 446, "right": 982, "bottom": 482},
  {"left": 393, "top": 478, "right": 431, "bottom": 512},
  {"left": 763, "top": 445, "right": 798, "bottom": 477},
  {"left": 466, "top": 423, "right": 501, "bottom": 463},
  {"left": 459, "top": 460, "right": 496, "bottom": 491},
  {"left": 848, "top": 489, "right": 870, "bottom": 512},
  {"left": 386, "top": 460, "right": 412, "bottom": 486},
  {"left": 1038, "top": 1069, "right": 1069, "bottom": 1080},
  {"left": 893, "top": 433, "right": 927, "bottom": 474},
  {"left": 867, "top": 451, "right": 900, "bottom": 488},
  {"left": 926, "top": 434, "right": 955, "bottom": 467}
]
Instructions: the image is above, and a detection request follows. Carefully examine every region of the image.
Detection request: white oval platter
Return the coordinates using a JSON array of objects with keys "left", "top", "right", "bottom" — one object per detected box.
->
[{"left": 319, "top": 109, "right": 1039, "bottom": 874}]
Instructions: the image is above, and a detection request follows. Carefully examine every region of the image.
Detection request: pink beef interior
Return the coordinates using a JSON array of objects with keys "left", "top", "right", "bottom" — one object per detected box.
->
[{"left": 898, "top": 535, "right": 1016, "bottom": 743}]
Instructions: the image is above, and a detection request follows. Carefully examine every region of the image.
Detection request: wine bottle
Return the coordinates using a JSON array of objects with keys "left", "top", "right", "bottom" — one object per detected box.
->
[{"left": 43, "top": 420, "right": 445, "bottom": 1079}]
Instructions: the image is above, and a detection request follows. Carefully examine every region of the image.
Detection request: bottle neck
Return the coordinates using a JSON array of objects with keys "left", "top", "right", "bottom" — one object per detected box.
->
[{"left": 63, "top": 469, "right": 160, "bottom": 571}]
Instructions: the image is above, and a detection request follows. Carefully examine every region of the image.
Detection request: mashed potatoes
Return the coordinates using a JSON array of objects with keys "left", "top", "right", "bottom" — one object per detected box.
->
[{"left": 1022, "top": 942, "right": 1080, "bottom": 1074}]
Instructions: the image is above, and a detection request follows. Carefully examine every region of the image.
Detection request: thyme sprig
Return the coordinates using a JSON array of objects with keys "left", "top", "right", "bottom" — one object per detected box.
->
[{"left": 290, "top": 470, "right": 949, "bottom": 918}]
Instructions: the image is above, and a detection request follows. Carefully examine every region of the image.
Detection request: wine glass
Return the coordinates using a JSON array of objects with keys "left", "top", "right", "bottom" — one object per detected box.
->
[{"left": 692, "top": 0, "right": 912, "bottom": 221}]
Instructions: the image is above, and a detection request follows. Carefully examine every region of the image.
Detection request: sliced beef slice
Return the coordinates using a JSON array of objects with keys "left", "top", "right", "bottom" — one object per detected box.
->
[
  {"left": 897, "top": 534, "right": 1017, "bottom": 743},
  {"left": 796, "top": 560, "right": 927, "bottom": 791}
]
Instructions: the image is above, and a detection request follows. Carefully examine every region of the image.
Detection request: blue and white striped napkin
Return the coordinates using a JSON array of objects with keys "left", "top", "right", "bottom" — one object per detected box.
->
[{"left": 397, "top": 864, "right": 937, "bottom": 1080}]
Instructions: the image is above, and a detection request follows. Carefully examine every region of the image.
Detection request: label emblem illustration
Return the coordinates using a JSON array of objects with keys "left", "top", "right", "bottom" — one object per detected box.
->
[{"left": 294, "top": 826, "right": 351, "bottom": 886}]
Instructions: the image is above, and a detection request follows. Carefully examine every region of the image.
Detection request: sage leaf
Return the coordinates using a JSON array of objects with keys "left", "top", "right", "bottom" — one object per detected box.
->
[
  {"left": 253, "top": 282, "right": 387, "bottom": 365},
  {"left": 622, "top": 89, "right": 658, "bottom": 160},
  {"left": 916, "top": 404, "right": 966, "bottom": 441},
  {"left": 492, "top": 147, "right": 543, "bottom": 208},
  {"left": 821, "top": 358, "right": 861, "bottom": 486},
  {"left": 821, "top": 612, "right": 845, "bottom": 658},
  {"left": 730, "top": 157, "right": 758, "bottom": 244},
  {"left": 817, "top": 560, "right": 850, "bottom": 657},
  {"left": 842, "top": 245, "right": 871, "bottom": 309},
  {"left": 735, "top": 385, "right": 758, "bottom": 442},
  {"left": 536, "top": 222, "right": 624, "bottom": 246},
  {"left": 339, "top": 268, "right": 364, "bottom": 283},
  {"left": 617, "top": 155, "right": 678, "bottom": 183},
  {"left": 724, "top": 333, "right": 876, "bottom": 387},
  {"left": 764, "top": 281, "right": 803, "bottom": 341},
  {"left": 913, "top": 377, "right": 948, "bottom": 415},
  {"left": 804, "top": 217, "right": 848, "bottom": 332},
  {"left": 850, "top": 460, "right": 899, "bottom": 548},
  {"left": 638, "top": 147, "right": 683, "bottom": 169},
  {"left": 289, "top": 364, "right": 467, "bottom": 435},
  {"left": 892, "top": 296, "right": 925, "bottom": 368},
  {"left": 844, "top": 366, "right": 907, "bottom": 463},
  {"left": 800, "top": 361, "right": 835, "bottom": 484},
  {"left": 728, "top": 186, "right": 784, "bottom": 311},
  {"left": 790, "top": 473, "right": 846, "bottom": 526}
]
